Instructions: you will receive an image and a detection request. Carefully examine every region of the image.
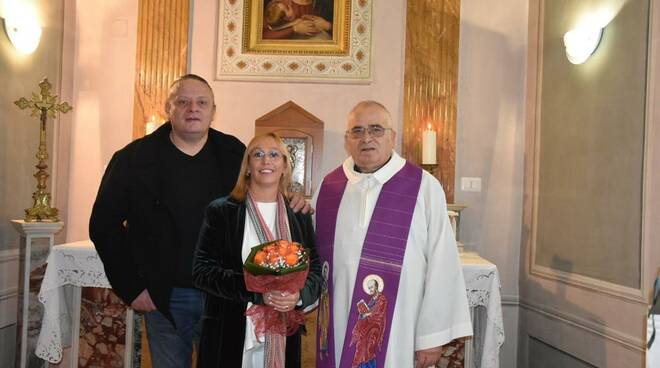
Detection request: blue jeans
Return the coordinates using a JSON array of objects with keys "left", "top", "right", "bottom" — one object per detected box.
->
[{"left": 144, "top": 288, "right": 205, "bottom": 368}]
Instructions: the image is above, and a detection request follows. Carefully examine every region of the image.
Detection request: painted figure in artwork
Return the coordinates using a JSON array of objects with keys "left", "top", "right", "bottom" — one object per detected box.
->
[
  {"left": 350, "top": 276, "right": 387, "bottom": 368},
  {"left": 262, "top": 0, "right": 333, "bottom": 40},
  {"left": 319, "top": 261, "right": 331, "bottom": 359}
]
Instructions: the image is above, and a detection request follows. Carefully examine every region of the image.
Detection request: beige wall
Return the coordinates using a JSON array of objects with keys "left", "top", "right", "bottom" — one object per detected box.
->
[
  {"left": 0, "top": 0, "right": 65, "bottom": 250},
  {"left": 519, "top": 0, "right": 659, "bottom": 366},
  {"left": 0, "top": 0, "right": 65, "bottom": 364},
  {"left": 457, "top": 0, "right": 529, "bottom": 365},
  {"left": 535, "top": 0, "right": 647, "bottom": 289}
]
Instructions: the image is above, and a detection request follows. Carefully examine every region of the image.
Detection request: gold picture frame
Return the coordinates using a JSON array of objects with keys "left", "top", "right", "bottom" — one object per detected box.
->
[
  {"left": 216, "top": 0, "right": 373, "bottom": 82},
  {"left": 243, "top": 0, "right": 350, "bottom": 55}
]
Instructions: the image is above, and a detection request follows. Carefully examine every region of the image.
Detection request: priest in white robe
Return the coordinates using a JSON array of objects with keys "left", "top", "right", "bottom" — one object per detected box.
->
[{"left": 313, "top": 100, "right": 472, "bottom": 368}]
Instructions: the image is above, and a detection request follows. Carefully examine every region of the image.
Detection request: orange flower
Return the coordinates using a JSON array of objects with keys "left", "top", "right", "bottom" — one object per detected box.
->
[
  {"left": 247, "top": 240, "right": 307, "bottom": 272},
  {"left": 285, "top": 254, "right": 299, "bottom": 266},
  {"left": 254, "top": 251, "right": 267, "bottom": 264}
]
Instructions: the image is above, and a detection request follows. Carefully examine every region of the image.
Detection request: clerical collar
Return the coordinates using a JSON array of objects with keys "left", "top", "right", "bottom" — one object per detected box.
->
[{"left": 353, "top": 155, "right": 393, "bottom": 174}]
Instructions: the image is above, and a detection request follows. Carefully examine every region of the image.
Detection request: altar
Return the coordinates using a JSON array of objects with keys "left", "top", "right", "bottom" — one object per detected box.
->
[{"left": 36, "top": 240, "right": 504, "bottom": 367}]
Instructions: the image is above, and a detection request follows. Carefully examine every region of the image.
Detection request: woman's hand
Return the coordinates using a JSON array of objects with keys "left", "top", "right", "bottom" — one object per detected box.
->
[{"left": 264, "top": 290, "right": 301, "bottom": 312}]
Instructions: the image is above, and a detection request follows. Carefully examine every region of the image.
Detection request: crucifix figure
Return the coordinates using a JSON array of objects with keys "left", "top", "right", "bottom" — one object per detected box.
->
[{"left": 15, "top": 78, "right": 72, "bottom": 222}]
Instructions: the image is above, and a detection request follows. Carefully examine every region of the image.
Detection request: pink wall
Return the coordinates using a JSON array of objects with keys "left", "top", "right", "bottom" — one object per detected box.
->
[
  {"left": 189, "top": 0, "right": 407, "bottom": 177},
  {"left": 63, "top": 0, "right": 409, "bottom": 240},
  {"left": 65, "top": 0, "right": 138, "bottom": 241}
]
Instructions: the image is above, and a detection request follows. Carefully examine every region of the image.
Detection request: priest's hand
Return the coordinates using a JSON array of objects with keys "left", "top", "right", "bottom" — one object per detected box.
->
[
  {"left": 414, "top": 345, "right": 442, "bottom": 368},
  {"left": 288, "top": 192, "right": 314, "bottom": 214},
  {"left": 131, "top": 289, "right": 157, "bottom": 312}
]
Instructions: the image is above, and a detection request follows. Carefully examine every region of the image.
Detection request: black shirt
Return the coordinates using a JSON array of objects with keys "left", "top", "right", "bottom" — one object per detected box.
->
[{"left": 160, "top": 138, "right": 221, "bottom": 287}]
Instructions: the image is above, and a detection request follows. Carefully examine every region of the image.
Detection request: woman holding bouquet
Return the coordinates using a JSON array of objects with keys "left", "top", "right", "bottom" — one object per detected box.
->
[{"left": 192, "top": 132, "right": 321, "bottom": 368}]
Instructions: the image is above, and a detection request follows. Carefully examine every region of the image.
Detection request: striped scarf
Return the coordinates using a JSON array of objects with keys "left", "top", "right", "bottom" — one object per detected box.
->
[
  {"left": 246, "top": 191, "right": 291, "bottom": 368},
  {"left": 246, "top": 192, "right": 291, "bottom": 244}
]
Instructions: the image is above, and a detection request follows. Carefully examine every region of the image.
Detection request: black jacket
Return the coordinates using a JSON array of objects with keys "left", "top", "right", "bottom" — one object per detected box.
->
[
  {"left": 89, "top": 123, "right": 245, "bottom": 321},
  {"left": 192, "top": 196, "right": 321, "bottom": 368}
]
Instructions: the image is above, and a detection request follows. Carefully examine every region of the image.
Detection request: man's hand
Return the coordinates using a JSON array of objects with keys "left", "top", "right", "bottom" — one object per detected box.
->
[
  {"left": 288, "top": 192, "right": 314, "bottom": 214},
  {"left": 415, "top": 345, "right": 443, "bottom": 368},
  {"left": 130, "top": 289, "right": 157, "bottom": 312}
]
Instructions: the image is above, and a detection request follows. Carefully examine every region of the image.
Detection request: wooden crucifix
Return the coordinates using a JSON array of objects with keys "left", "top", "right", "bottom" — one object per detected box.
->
[{"left": 15, "top": 78, "right": 72, "bottom": 222}]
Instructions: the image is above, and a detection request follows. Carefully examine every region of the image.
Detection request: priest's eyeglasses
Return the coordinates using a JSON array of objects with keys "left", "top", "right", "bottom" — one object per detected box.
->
[
  {"left": 346, "top": 124, "right": 391, "bottom": 139},
  {"left": 251, "top": 150, "right": 283, "bottom": 160}
]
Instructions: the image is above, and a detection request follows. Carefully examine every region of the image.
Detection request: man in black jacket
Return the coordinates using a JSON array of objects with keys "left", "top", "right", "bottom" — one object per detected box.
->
[{"left": 89, "top": 74, "right": 307, "bottom": 367}]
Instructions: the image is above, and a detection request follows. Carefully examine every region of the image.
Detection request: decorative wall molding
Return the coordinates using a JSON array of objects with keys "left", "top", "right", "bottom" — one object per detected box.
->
[
  {"left": 524, "top": 0, "right": 649, "bottom": 310},
  {"left": 0, "top": 288, "right": 18, "bottom": 301},
  {"left": 501, "top": 294, "right": 520, "bottom": 306},
  {"left": 0, "top": 249, "right": 19, "bottom": 263},
  {"left": 519, "top": 298, "right": 645, "bottom": 353},
  {"left": 530, "top": 264, "right": 646, "bottom": 304}
]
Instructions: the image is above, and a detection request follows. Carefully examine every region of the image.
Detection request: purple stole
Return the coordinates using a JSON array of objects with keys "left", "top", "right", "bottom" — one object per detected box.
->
[{"left": 316, "top": 161, "right": 423, "bottom": 368}]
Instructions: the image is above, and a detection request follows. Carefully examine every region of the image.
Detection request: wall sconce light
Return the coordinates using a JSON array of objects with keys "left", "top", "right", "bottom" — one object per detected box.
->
[
  {"left": 2, "top": 2, "right": 42, "bottom": 55},
  {"left": 563, "top": 26, "right": 603, "bottom": 65}
]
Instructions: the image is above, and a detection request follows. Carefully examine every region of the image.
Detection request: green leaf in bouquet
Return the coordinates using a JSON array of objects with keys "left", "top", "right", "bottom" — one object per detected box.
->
[{"left": 243, "top": 240, "right": 310, "bottom": 276}]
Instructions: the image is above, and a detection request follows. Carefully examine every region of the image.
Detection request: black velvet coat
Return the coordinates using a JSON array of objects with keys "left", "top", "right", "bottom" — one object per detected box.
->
[
  {"left": 192, "top": 196, "right": 321, "bottom": 368},
  {"left": 89, "top": 123, "right": 244, "bottom": 322}
]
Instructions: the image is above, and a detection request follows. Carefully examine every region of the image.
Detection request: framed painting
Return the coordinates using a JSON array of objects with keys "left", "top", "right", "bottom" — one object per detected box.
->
[{"left": 216, "top": 0, "right": 373, "bottom": 82}]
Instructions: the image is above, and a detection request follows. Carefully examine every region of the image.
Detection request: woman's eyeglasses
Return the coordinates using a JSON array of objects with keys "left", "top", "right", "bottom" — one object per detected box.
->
[{"left": 251, "top": 150, "right": 283, "bottom": 160}]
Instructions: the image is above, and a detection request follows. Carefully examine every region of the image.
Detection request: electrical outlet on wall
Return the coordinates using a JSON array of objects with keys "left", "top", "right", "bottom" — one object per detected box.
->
[{"left": 460, "top": 177, "right": 482, "bottom": 192}]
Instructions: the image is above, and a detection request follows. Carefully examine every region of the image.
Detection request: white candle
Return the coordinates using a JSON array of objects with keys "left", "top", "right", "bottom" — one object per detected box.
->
[
  {"left": 422, "top": 124, "right": 437, "bottom": 164},
  {"left": 145, "top": 115, "right": 158, "bottom": 135}
]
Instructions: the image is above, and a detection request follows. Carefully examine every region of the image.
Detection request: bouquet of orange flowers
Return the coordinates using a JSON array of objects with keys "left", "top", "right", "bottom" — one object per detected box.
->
[{"left": 243, "top": 239, "right": 310, "bottom": 337}]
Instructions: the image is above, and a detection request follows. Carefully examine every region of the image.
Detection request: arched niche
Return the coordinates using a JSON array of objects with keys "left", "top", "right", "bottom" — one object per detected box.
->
[{"left": 255, "top": 101, "right": 324, "bottom": 198}]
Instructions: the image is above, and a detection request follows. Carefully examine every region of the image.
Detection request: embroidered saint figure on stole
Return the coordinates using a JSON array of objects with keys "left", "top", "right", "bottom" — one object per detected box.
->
[
  {"left": 349, "top": 275, "right": 387, "bottom": 368},
  {"left": 319, "top": 261, "right": 331, "bottom": 359}
]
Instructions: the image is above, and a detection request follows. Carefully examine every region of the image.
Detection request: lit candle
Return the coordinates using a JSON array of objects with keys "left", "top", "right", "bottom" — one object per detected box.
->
[
  {"left": 422, "top": 123, "right": 437, "bottom": 164},
  {"left": 145, "top": 115, "right": 158, "bottom": 135}
]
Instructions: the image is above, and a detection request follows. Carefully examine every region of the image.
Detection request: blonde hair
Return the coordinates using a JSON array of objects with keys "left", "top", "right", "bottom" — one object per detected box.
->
[{"left": 230, "top": 132, "right": 293, "bottom": 201}]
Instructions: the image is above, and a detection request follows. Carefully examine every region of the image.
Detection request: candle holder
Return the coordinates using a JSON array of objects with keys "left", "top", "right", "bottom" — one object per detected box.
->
[{"left": 421, "top": 163, "right": 438, "bottom": 175}]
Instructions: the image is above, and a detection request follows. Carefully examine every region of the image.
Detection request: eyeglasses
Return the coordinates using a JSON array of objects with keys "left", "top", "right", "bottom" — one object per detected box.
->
[
  {"left": 251, "top": 150, "right": 283, "bottom": 160},
  {"left": 346, "top": 124, "right": 391, "bottom": 139}
]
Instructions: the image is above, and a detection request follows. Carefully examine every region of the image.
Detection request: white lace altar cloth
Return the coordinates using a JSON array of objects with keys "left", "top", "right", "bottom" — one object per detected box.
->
[
  {"left": 34, "top": 241, "right": 504, "bottom": 367},
  {"left": 459, "top": 251, "right": 505, "bottom": 368},
  {"left": 35, "top": 240, "right": 110, "bottom": 363}
]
